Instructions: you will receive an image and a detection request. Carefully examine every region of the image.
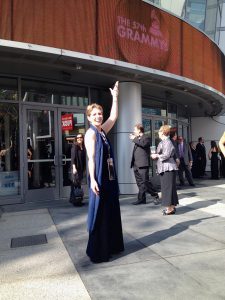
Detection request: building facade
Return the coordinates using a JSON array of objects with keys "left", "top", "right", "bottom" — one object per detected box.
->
[
  {"left": 145, "top": 0, "right": 225, "bottom": 54},
  {"left": 0, "top": 0, "right": 225, "bottom": 205}
]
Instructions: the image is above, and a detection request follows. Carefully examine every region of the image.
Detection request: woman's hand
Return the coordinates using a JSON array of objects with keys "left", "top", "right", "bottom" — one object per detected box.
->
[
  {"left": 151, "top": 153, "right": 159, "bottom": 160},
  {"left": 129, "top": 133, "right": 135, "bottom": 140},
  {"left": 91, "top": 179, "right": 99, "bottom": 196},
  {"left": 109, "top": 81, "right": 119, "bottom": 98}
]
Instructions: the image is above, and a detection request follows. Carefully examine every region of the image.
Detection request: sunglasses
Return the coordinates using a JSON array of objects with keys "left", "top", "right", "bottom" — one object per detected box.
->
[{"left": 77, "top": 136, "right": 83, "bottom": 139}]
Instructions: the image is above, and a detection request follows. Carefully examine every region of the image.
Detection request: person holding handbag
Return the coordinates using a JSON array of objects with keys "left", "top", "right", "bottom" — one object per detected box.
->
[{"left": 70, "top": 133, "right": 86, "bottom": 206}]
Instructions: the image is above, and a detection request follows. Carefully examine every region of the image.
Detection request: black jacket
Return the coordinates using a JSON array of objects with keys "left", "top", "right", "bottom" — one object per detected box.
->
[
  {"left": 71, "top": 144, "right": 86, "bottom": 180},
  {"left": 130, "top": 134, "right": 151, "bottom": 168}
]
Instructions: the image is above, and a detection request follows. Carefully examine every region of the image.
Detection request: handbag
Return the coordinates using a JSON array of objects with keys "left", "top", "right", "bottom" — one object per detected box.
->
[
  {"left": 69, "top": 185, "right": 84, "bottom": 206},
  {"left": 73, "top": 186, "right": 84, "bottom": 198}
]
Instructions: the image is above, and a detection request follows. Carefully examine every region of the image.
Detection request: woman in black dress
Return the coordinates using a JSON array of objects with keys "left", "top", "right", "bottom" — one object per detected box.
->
[
  {"left": 208, "top": 140, "right": 219, "bottom": 179},
  {"left": 70, "top": 133, "right": 86, "bottom": 206},
  {"left": 85, "top": 81, "right": 124, "bottom": 263}
]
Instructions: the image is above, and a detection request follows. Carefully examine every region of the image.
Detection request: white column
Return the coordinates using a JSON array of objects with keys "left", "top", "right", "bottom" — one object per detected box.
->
[{"left": 116, "top": 81, "right": 142, "bottom": 194}]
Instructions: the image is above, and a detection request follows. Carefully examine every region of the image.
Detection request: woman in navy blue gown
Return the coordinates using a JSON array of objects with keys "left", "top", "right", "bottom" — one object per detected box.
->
[{"left": 85, "top": 81, "right": 124, "bottom": 263}]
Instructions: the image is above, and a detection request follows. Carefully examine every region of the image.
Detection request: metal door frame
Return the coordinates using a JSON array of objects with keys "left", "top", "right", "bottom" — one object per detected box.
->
[
  {"left": 22, "top": 104, "right": 87, "bottom": 202},
  {"left": 57, "top": 107, "right": 87, "bottom": 199},
  {"left": 22, "top": 104, "right": 59, "bottom": 202}
]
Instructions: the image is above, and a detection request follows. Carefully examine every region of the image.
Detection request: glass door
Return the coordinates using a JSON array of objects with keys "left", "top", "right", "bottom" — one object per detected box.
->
[
  {"left": 23, "top": 106, "right": 86, "bottom": 202},
  {"left": 24, "top": 106, "right": 59, "bottom": 201},
  {"left": 58, "top": 109, "right": 86, "bottom": 199}
]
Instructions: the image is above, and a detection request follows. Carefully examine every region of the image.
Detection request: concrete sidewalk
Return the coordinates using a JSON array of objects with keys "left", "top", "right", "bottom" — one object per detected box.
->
[{"left": 1, "top": 178, "right": 225, "bottom": 299}]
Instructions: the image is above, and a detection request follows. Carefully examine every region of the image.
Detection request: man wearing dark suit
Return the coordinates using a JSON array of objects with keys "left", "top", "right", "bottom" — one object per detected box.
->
[
  {"left": 177, "top": 136, "right": 195, "bottom": 186},
  {"left": 130, "top": 123, "right": 159, "bottom": 205},
  {"left": 196, "top": 137, "right": 207, "bottom": 177},
  {"left": 170, "top": 131, "right": 180, "bottom": 166}
]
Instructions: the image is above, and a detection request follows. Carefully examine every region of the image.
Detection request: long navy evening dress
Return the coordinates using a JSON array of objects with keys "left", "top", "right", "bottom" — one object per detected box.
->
[{"left": 86, "top": 133, "right": 124, "bottom": 263}]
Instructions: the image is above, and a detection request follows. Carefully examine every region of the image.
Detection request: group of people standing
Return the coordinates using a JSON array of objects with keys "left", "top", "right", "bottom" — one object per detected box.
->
[
  {"left": 71, "top": 81, "right": 225, "bottom": 264},
  {"left": 190, "top": 138, "right": 225, "bottom": 180}
]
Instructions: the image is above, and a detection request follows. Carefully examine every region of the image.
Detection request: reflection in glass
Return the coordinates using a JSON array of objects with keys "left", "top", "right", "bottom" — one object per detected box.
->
[
  {"left": 0, "top": 103, "right": 20, "bottom": 196},
  {"left": 142, "top": 99, "right": 167, "bottom": 117},
  {"left": 155, "top": 120, "right": 165, "bottom": 147},
  {"left": 0, "top": 77, "right": 18, "bottom": 101},
  {"left": 22, "top": 80, "right": 88, "bottom": 106},
  {"left": 168, "top": 103, "right": 177, "bottom": 119},
  {"left": 61, "top": 112, "right": 86, "bottom": 187},
  {"left": 168, "top": 119, "right": 177, "bottom": 133},
  {"left": 27, "top": 110, "right": 55, "bottom": 189}
]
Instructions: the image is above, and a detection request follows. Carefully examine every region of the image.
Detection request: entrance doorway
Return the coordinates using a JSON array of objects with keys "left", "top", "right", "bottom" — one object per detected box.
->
[{"left": 23, "top": 105, "right": 86, "bottom": 202}]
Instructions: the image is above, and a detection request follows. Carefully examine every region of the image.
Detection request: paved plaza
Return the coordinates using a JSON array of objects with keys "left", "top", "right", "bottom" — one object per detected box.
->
[{"left": 1, "top": 178, "right": 225, "bottom": 299}]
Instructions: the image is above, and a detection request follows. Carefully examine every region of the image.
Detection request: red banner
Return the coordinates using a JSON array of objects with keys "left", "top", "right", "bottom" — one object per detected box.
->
[{"left": 61, "top": 114, "right": 73, "bottom": 131}]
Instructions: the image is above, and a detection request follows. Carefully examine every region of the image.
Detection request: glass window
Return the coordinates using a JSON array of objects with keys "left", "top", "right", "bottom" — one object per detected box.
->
[
  {"left": 0, "top": 77, "right": 18, "bottom": 101},
  {"left": 178, "top": 105, "right": 189, "bottom": 123},
  {"left": 21, "top": 80, "right": 88, "bottom": 106},
  {"left": 26, "top": 109, "right": 55, "bottom": 189},
  {"left": 142, "top": 99, "right": 167, "bottom": 117},
  {"left": 0, "top": 103, "right": 20, "bottom": 196},
  {"left": 90, "top": 88, "right": 112, "bottom": 120},
  {"left": 219, "top": 30, "right": 225, "bottom": 53},
  {"left": 168, "top": 119, "right": 177, "bottom": 133},
  {"left": 221, "top": 4, "right": 225, "bottom": 27},
  {"left": 167, "top": 103, "right": 177, "bottom": 119},
  {"left": 143, "top": 118, "right": 151, "bottom": 136}
]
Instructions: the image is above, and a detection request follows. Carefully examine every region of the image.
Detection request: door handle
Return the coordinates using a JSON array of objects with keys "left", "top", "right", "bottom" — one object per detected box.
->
[
  {"left": 62, "top": 154, "right": 66, "bottom": 165},
  {"left": 53, "top": 155, "right": 57, "bottom": 166}
]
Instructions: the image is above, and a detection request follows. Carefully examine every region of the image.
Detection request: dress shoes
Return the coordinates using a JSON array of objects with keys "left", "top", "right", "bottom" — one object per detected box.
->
[
  {"left": 162, "top": 209, "right": 176, "bottom": 215},
  {"left": 132, "top": 200, "right": 146, "bottom": 205}
]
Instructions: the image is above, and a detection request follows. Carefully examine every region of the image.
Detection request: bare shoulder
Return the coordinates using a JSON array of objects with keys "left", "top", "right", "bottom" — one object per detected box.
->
[
  {"left": 85, "top": 128, "right": 96, "bottom": 143},
  {"left": 85, "top": 127, "right": 95, "bottom": 137}
]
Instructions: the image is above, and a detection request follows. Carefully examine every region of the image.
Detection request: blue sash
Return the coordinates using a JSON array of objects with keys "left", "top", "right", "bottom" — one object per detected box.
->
[
  {"left": 87, "top": 124, "right": 118, "bottom": 232},
  {"left": 87, "top": 124, "right": 103, "bottom": 232}
]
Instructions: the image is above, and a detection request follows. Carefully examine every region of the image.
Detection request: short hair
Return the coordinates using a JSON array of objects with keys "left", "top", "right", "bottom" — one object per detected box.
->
[
  {"left": 86, "top": 103, "right": 103, "bottom": 117},
  {"left": 134, "top": 123, "right": 144, "bottom": 133},
  {"left": 198, "top": 137, "right": 203, "bottom": 142},
  {"left": 159, "top": 125, "right": 171, "bottom": 136}
]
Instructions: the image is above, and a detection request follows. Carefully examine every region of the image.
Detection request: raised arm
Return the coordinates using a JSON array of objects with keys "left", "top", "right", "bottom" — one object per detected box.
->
[
  {"left": 219, "top": 132, "right": 225, "bottom": 156},
  {"left": 84, "top": 128, "right": 99, "bottom": 195},
  {"left": 102, "top": 81, "right": 119, "bottom": 134}
]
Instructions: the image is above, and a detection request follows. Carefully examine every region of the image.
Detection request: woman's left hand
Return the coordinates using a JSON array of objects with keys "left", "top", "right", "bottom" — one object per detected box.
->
[{"left": 110, "top": 81, "right": 119, "bottom": 98}]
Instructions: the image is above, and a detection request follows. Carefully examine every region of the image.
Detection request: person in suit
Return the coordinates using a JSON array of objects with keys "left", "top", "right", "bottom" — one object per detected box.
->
[
  {"left": 196, "top": 137, "right": 207, "bottom": 177},
  {"left": 177, "top": 136, "right": 195, "bottom": 186},
  {"left": 130, "top": 123, "right": 159, "bottom": 205},
  {"left": 189, "top": 141, "right": 198, "bottom": 178},
  {"left": 170, "top": 131, "right": 180, "bottom": 166}
]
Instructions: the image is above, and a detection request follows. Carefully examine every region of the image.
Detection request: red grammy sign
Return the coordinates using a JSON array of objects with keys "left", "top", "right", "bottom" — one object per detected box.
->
[
  {"left": 116, "top": 1, "right": 170, "bottom": 69},
  {"left": 61, "top": 114, "right": 73, "bottom": 131}
]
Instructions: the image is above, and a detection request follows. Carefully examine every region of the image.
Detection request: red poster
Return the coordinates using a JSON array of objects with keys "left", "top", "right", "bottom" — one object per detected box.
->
[{"left": 61, "top": 114, "right": 73, "bottom": 131}]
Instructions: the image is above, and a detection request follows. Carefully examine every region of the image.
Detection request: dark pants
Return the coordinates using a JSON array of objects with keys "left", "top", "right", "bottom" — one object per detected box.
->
[
  {"left": 133, "top": 167, "right": 158, "bottom": 201},
  {"left": 178, "top": 158, "right": 194, "bottom": 185}
]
